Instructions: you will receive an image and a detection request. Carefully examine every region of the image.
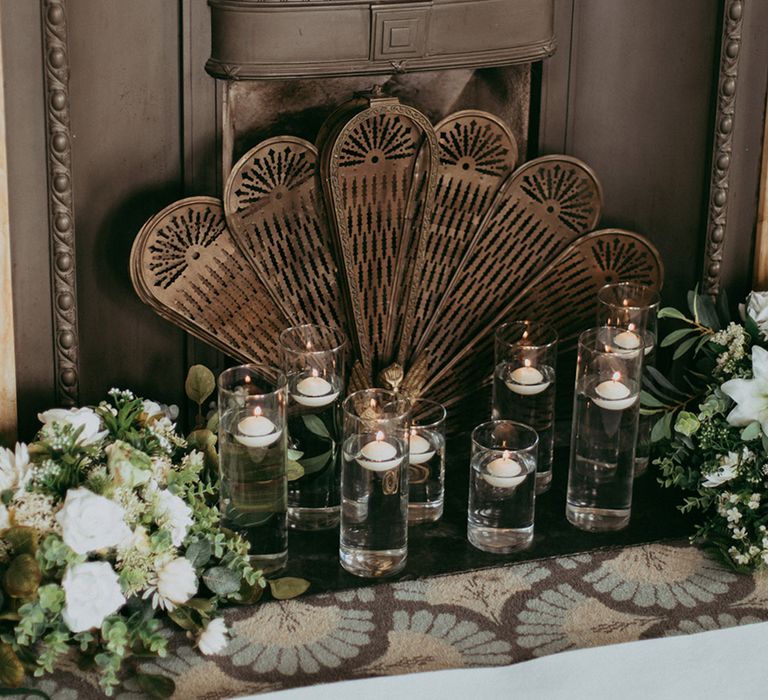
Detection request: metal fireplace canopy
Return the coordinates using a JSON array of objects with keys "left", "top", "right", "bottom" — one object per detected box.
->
[{"left": 206, "top": 0, "right": 556, "bottom": 79}]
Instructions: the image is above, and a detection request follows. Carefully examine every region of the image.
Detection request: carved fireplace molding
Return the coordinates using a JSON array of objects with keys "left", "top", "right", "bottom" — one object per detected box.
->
[{"left": 36, "top": 0, "right": 754, "bottom": 406}]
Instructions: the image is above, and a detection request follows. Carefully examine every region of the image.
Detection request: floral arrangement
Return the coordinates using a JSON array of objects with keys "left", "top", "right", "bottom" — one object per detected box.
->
[
  {"left": 0, "top": 375, "right": 306, "bottom": 696},
  {"left": 646, "top": 289, "right": 768, "bottom": 572}
]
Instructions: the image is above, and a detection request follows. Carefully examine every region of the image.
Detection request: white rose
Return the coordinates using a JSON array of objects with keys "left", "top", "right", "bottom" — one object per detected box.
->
[
  {"left": 745, "top": 291, "right": 768, "bottom": 340},
  {"left": 154, "top": 489, "right": 193, "bottom": 548},
  {"left": 61, "top": 561, "right": 126, "bottom": 633},
  {"left": 197, "top": 617, "right": 229, "bottom": 655},
  {"left": 56, "top": 488, "right": 132, "bottom": 554},
  {"left": 142, "top": 400, "right": 163, "bottom": 417},
  {"left": 38, "top": 407, "right": 108, "bottom": 445},
  {"left": 0, "top": 504, "right": 10, "bottom": 530},
  {"left": 0, "top": 443, "right": 31, "bottom": 495},
  {"left": 151, "top": 556, "right": 197, "bottom": 610}
]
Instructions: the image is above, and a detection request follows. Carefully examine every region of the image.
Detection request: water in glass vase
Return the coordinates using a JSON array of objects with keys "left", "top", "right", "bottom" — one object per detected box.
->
[
  {"left": 339, "top": 434, "right": 408, "bottom": 577},
  {"left": 408, "top": 429, "right": 445, "bottom": 524},
  {"left": 219, "top": 408, "right": 287, "bottom": 573},
  {"left": 492, "top": 361, "right": 555, "bottom": 493},
  {"left": 287, "top": 399, "right": 341, "bottom": 530},
  {"left": 467, "top": 450, "right": 536, "bottom": 553},
  {"left": 566, "top": 376, "right": 639, "bottom": 532}
]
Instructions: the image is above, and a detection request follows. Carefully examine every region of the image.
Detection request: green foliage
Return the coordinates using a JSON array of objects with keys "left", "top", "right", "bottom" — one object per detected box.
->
[
  {"left": 186, "top": 365, "right": 216, "bottom": 428},
  {"left": 268, "top": 577, "right": 311, "bottom": 600}
]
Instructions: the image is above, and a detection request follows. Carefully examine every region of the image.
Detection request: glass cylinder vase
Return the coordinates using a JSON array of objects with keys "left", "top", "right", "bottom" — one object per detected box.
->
[
  {"left": 467, "top": 420, "right": 538, "bottom": 553},
  {"left": 596, "top": 282, "right": 660, "bottom": 477},
  {"left": 407, "top": 399, "right": 447, "bottom": 524},
  {"left": 279, "top": 323, "right": 347, "bottom": 531},
  {"left": 492, "top": 321, "right": 557, "bottom": 493},
  {"left": 217, "top": 364, "right": 288, "bottom": 573},
  {"left": 566, "top": 327, "right": 644, "bottom": 532},
  {"left": 340, "top": 389, "right": 411, "bottom": 578}
]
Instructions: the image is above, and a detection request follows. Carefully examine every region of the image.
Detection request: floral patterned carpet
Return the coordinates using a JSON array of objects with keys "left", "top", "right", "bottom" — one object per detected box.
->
[{"left": 30, "top": 540, "right": 768, "bottom": 699}]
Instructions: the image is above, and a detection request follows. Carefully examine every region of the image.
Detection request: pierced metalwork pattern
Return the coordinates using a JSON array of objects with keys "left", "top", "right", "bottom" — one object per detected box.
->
[
  {"left": 396, "top": 111, "right": 518, "bottom": 364},
  {"left": 323, "top": 101, "right": 439, "bottom": 381},
  {"left": 43, "top": 0, "right": 79, "bottom": 406},
  {"left": 428, "top": 230, "right": 664, "bottom": 408},
  {"left": 224, "top": 137, "right": 346, "bottom": 333},
  {"left": 405, "top": 156, "right": 602, "bottom": 390},
  {"left": 130, "top": 197, "right": 287, "bottom": 364}
]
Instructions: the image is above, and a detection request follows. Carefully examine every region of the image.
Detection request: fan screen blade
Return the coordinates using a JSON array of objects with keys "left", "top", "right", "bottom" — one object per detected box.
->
[
  {"left": 130, "top": 197, "right": 287, "bottom": 363},
  {"left": 224, "top": 137, "right": 347, "bottom": 335},
  {"left": 397, "top": 111, "right": 518, "bottom": 366}
]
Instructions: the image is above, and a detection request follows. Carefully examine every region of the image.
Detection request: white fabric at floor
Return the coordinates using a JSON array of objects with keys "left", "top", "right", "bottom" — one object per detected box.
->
[{"left": 240, "top": 621, "right": 768, "bottom": 699}]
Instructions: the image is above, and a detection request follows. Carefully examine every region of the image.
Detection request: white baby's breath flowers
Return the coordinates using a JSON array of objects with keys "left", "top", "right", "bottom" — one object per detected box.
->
[
  {"left": 145, "top": 556, "right": 198, "bottom": 611},
  {"left": 56, "top": 487, "right": 132, "bottom": 554},
  {"left": 12, "top": 492, "right": 59, "bottom": 533},
  {"left": 61, "top": 561, "right": 126, "bottom": 633},
  {"left": 38, "top": 407, "right": 108, "bottom": 445},
  {"left": 0, "top": 443, "right": 32, "bottom": 496},
  {"left": 154, "top": 489, "right": 193, "bottom": 548},
  {"left": 196, "top": 617, "right": 229, "bottom": 655}
]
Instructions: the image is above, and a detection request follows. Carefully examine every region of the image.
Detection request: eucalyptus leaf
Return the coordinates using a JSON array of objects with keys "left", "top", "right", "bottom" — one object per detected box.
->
[
  {"left": 741, "top": 422, "right": 761, "bottom": 441},
  {"left": 187, "top": 429, "right": 217, "bottom": 450},
  {"left": 658, "top": 307, "right": 687, "bottom": 320},
  {"left": 286, "top": 460, "right": 305, "bottom": 482},
  {"left": 302, "top": 414, "right": 331, "bottom": 439},
  {"left": 206, "top": 411, "right": 220, "bottom": 433},
  {"left": 185, "top": 597, "right": 216, "bottom": 614},
  {"left": 185, "top": 365, "right": 216, "bottom": 406},
  {"left": 236, "top": 579, "right": 264, "bottom": 605},
  {"left": 287, "top": 448, "right": 305, "bottom": 461},
  {"left": 185, "top": 539, "right": 212, "bottom": 569},
  {"left": 696, "top": 293, "right": 720, "bottom": 330},
  {"left": 167, "top": 607, "right": 199, "bottom": 632},
  {"left": 651, "top": 412, "right": 673, "bottom": 443},
  {"left": 0, "top": 643, "right": 24, "bottom": 688},
  {"left": 268, "top": 577, "right": 310, "bottom": 600},
  {"left": 136, "top": 672, "right": 176, "bottom": 699},
  {"left": 299, "top": 450, "right": 333, "bottom": 476},
  {"left": 203, "top": 566, "right": 242, "bottom": 596},
  {"left": 660, "top": 327, "right": 697, "bottom": 347},
  {"left": 640, "top": 391, "right": 666, "bottom": 409},
  {"left": 673, "top": 335, "right": 699, "bottom": 359}
]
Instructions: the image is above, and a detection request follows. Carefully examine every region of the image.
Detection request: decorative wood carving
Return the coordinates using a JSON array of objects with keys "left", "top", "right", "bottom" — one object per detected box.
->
[
  {"left": 42, "top": 0, "right": 79, "bottom": 406},
  {"left": 702, "top": 0, "right": 744, "bottom": 295}
]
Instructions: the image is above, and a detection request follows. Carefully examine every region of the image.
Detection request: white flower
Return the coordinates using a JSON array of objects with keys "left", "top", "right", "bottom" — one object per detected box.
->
[
  {"left": 61, "top": 561, "right": 126, "bottom": 633},
  {"left": 146, "top": 556, "right": 197, "bottom": 611},
  {"left": 702, "top": 452, "right": 739, "bottom": 488},
  {"left": 119, "top": 525, "right": 151, "bottom": 555},
  {"left": 726, "top": 507, "right": 742, "bottom": 523},
  {"left": 142, "top": 400, "right": 163, "bottom": 417},
  {"left": 197, "top": 617, "right": 229, "bottom": 655},
  {"left": 721, "top": 345, "right": 768, "bottom": 435},
  {"left": 745, "top": 291, "right": 768, "bottom": 340},
  {"left": 0, "top": 504, "right": 10, "bottom": 530},
  {"left": 0, "top": 443, "right": 31, "bottom": 495},
  {"left": 56, "top": 487, "right": 132, "bottom": 554},
  {"left": 38, "top": 407, "right": 108, "bottom": 445},
  {"left": 154, "top": 489, "right": 193, "bottom": 547}
]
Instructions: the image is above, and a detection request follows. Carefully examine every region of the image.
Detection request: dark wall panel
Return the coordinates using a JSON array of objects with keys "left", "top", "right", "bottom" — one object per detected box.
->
[
  {"left": 541, "top": 0, "right": 719, "bottom": 307},
  {"left": 67, "top": 0, "right": 187, "bottom": 407}
]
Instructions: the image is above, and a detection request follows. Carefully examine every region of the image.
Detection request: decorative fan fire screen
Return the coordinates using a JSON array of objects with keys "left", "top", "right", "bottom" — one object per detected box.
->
[{"left": 130, "top": 93, "right": 663, "bottom": 422}]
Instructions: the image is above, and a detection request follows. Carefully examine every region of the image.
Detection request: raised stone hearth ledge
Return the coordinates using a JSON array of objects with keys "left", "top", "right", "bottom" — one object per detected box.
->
[{"left": 207, "top": 0, "right": 555, "bottom": 80}]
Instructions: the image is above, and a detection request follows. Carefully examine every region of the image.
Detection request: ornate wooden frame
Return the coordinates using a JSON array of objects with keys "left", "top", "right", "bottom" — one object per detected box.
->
[{"left": 42, "top": 0, "right": 79, "bottom": 406}]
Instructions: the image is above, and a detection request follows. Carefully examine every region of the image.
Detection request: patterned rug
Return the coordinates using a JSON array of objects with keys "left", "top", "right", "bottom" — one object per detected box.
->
[{"left": 26, "top": 540, "right": 768, "bottom": 699}]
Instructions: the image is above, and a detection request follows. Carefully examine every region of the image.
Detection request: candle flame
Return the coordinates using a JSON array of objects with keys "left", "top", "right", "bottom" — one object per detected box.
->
[
  {"left": 622, "top": 299, "right": 629, "bottom": 307},
  {"left": 254, "top": 406, "right": 263, "bottom": 417},
  {"left": 311, "top": 368, "right": 319, "bottom": 378},
  {"left": 410, "top": 427, "right": 417, "bottom": 437},
  {"left": 502, "top": 450, "right": 511, "bottom": 460},
  {"left": 524, "top": 358, "right": 531, "bottom": 368},
  {"left": 306, "top": 340, "right": 313, "bottom": 351},
  {"left": 628, "top": 322, "right": 636, "bottom": 332},
  {"left": 612, "top": 371, "right": 621, "bottom": 382},
  {"left": 244, "top": 375, "right": 251, "bottom": 384},
  {"left": 375, "top": 430, "right": 385, "bottom": 442},
  {"left": 370, "top": 399, "right": 377, "bottom": 410},
  {"left": 522, "top": 329, "right": 529, "bottom": 340}
]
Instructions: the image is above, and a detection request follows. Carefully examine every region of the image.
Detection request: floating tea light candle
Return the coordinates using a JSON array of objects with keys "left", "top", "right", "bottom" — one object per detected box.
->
[
  {"left": 613, "top": 323, "right": 641, "bottom": 352},
  {"left": 408, "top": 430, "right": 435, "bottom": 465},
  {"left": 593, "top": 371, "right": 636, "bottom": 411},
  {"left": 293, "top": 368, "right": 339, "bottom": 408},
  {"left": 506, "top": 358, "right": 550, "bottom": 396},
  {"left": 357, "top": 430, "right": 402, "bottom": 471},
  {"left": 483, "top": 449, "right": 526, "bottom": 488},
  {"left": 235, "top": 406, "right": 282, "bottom": 447}
]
